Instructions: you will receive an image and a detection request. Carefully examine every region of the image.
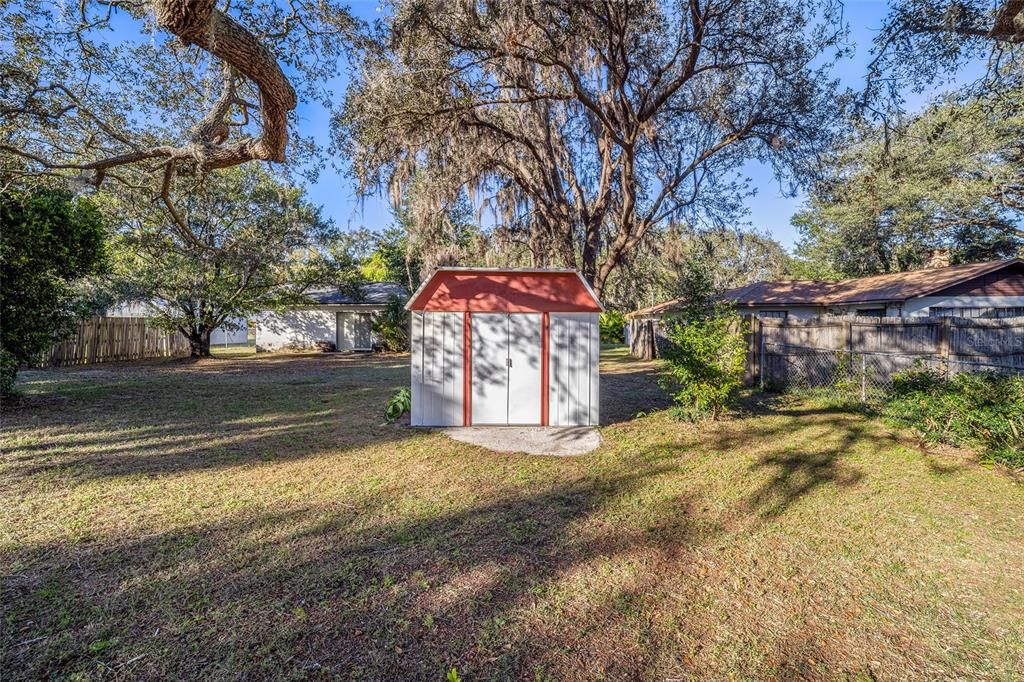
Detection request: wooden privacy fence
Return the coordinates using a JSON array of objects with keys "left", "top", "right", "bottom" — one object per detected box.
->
[
  {"left": 43, "top": 316, "right": 190, "bottom": 367},
  {"left": 627, "top": 317, "right": 670, "bottom": 361},
  {"left": 752, "top": 315, "right": 1024, "bottom": 394},
  {"left": 629, "top": 314, "right": 1024, "bottom": 389}
]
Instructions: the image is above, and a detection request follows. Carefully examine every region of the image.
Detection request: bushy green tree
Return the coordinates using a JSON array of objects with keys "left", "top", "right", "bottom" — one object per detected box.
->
[
  {"left": 661, "top": 313, "right": 748, "bottom": 421},
  {"left": 599, "top": 311, "right": 627, "bottom": 345},
  {"left": 359, "top": 226, "right": 417, "bottom": 288},
  {"left": 103, "top": 167, "right": 338, "bottom": 358},
  {"left": 602, "top": 226, "right": 792, "bottom": 312},
  {"left": 371, "top": 295, "right": 410, "bottom": 352},
  {"left": 795, "top": 90, "right": 1023, "bottom": 277},
  {"left": 0, "top": 186, "right": 106, "bottom": 393},
  {"left": 658, "top": 257, "right": 748, "bottom": 421}
]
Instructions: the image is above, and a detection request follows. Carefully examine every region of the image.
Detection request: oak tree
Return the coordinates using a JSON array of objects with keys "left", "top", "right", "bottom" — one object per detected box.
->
[
  {"left": 103, "top": 166, "right": 337, "bottom": 357},
  {"left": 866, "top": 0, "right": 1022, "bottom": 111},
  {"left": 794, "top": 89, "right": 1024, "bottom": 277},
  {"left": 0, "top": 0, "right": 354, "bottom": 240},
  {"left": 339, "top": 0, "right": 845, "bottom": 296}
]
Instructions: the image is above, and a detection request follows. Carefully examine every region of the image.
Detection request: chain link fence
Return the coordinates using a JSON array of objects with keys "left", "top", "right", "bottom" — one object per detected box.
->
[{"left": 760, "top": 343, "right": 1021, "bottom": 403}]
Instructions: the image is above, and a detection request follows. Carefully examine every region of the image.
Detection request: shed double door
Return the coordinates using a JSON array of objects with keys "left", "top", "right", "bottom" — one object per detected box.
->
[{"left": 471, "top": 313, "right": 542, "bottom": 425}]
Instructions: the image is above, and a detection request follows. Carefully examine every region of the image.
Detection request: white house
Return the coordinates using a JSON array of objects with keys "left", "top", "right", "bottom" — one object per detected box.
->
[{"left": 254, "top": 282, "right": 407, "bottom": 352}]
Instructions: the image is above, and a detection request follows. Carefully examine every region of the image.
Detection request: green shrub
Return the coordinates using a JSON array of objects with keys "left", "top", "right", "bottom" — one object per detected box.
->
[
  {"left": 372, "top": 295, "right": 410, "bottom": 351},
  {"left": 599, "top": 310, "right": 627, "bottom": 344},
  {"left": 660, "top": 311, "right": 748, "bottom": 421},
  {"left": 384, "top": 387, "right": 411, "bottom": 424},
  {"left": 1, "top": 186, "right": 107, "bottom": 393},
  {"left": 0, "top": 348, "right": 17, "bottom": 396},
  {"left": 883, "top": 370, "right": 1024, "bottom": 467}
]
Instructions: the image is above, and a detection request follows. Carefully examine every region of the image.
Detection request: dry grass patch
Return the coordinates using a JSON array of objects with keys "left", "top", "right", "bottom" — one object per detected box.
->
[{"left": 2, "top": 348, "right": 1022, "bottom": 680}]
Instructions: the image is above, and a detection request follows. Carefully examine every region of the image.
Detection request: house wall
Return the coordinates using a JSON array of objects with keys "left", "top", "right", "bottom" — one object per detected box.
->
[
  {"left": 740, "top": 305, "right": 824, "bottom": 319},
  {"left": 824, "top": 304, "right": 903, "bottom": 317},
  {"left": 210, "top": 318, "right": 248, "bottom": 345},
  {"left": 255, "top": 306, "right": 382, "bottom": 351}
]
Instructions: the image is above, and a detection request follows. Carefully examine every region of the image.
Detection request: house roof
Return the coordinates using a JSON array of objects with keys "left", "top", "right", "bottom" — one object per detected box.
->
[
  {"left": 627, "top": 258, "right": 1024, "bottom": 317},
  {"left": 822, "top": 259, "right": 1022, "bottom": 304},
  {"left": 725, "top": 280, "right": 835, "bottom": 305},
  {"left": 627, "top": 280, "right": 831, "bottom": 318},
  {"left": 406, "top": 267, "right": 603, "bottom": 312},
  {"left": 304, "top": 282, "right": 408, "bottom": 306}
]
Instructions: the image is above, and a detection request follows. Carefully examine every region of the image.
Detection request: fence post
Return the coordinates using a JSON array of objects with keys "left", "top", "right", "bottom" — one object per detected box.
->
[
  {"left": 744, "top": 315, "right": 759, "bottom": 388},
  {"left": 759, "top": 320, "right": 765, "bottom": 391},
  {"left": 938, "top": 316, "right": 951, "bottom": 378},
  {"left": 860, "top": 353, "right": 867, "bottom": 403}
]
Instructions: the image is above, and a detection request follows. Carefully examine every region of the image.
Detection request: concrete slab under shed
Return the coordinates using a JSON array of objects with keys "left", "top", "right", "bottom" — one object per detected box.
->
[{"left": 440, "top": 426, "right": 601, "bottom": 456}]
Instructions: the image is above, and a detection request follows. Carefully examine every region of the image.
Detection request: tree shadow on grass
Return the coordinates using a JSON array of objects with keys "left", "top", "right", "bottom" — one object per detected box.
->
[
  {"left": 733, "top": 393, "right": 976, "bottom": 516},
  {"left": 746, "top": 447, "right": 865, "bottom": 519},
  {"left": 696, "top": 407, "right": 872, "bottom": 519},
  {"left": 733, "top": 408, "right": 879, "bottom": 519},
  {"left": 2, "top": 462, "right": 712, "bottom": 680},
  {"left": 2, "top": 353, "right": 415, "bottom": 482}
]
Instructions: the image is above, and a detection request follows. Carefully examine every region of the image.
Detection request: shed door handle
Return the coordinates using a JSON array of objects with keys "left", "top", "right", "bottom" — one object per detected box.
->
[{"left": 507, "top": 357, "right": 512, "bottom": 367}]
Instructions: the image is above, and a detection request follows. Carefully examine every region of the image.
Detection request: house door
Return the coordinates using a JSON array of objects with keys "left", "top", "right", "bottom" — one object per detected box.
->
[
  {"left": 337, "top": 312, "right": 373, "bottom": 351},
  {"left": 471, "top": 313, "right": 542, "bottom": 425}
]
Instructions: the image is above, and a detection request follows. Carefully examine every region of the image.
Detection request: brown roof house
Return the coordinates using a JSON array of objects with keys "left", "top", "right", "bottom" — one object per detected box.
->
[{"left": 629, "top": 258, "right": 1024, "bottom": 321}]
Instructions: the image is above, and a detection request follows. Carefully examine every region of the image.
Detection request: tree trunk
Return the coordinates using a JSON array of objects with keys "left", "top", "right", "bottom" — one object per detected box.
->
[{"left": 188, "top": 328, "right": 213, "bottom": 358}]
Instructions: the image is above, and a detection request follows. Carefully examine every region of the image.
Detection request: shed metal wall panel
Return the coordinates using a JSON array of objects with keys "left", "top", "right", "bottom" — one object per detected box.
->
[
  {"left": 471, "top": 313, "right": 510, "bottom": 424},
  {"left": 507, "top": 314, "right": 542, "bottom": 424},
  {"left": 548, "top": 313, "right": 600, "bottom": 426},
  {"left": 411, "top": 312, "right": 464, "bottom": 426}
]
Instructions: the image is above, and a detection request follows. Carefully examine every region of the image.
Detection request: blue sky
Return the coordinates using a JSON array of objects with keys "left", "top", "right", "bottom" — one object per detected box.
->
[{"left": 292, "top": 1, "right": 972, "bottom": 250}]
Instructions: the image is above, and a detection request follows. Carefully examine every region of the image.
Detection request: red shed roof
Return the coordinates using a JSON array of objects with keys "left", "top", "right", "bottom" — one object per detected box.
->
[{"left": 406, "top": 268, "right": 603, "bottom": 313}]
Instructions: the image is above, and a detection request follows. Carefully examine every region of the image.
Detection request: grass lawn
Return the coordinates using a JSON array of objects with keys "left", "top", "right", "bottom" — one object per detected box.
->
[{"left": 2, "top": 348, "right": 1023, "bottom": 680}]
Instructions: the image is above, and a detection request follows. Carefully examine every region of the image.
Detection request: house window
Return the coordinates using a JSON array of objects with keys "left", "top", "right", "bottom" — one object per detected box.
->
[
  {"left": 929, "top": 306, "right": 1024, "bottom": 319},
  {"left": 757, "top": 311, "right": 788, "bottom": 319},
  {"left": 855, "top": 308, "right": 886, "bottom": 318}
]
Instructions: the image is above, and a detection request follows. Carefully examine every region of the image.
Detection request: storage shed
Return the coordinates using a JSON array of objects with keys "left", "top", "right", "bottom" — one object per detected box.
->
[{"left": 407, "top": 268, "right": 603, "bottom": 427}]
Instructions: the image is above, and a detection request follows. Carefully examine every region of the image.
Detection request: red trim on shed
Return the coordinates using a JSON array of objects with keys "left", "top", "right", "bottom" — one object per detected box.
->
[
  {"left": 463, "top": 312, "right": 472, "bottom": 426},
  {"left": 408, "top": 269, "right": 602, "bottom": 313},
  {"left": 541, "top": 312, "right": 550, "bottom": 426}
]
